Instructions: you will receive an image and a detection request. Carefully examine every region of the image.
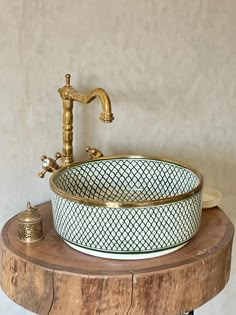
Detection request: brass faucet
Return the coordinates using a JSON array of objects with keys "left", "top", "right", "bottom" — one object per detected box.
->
[
  {"left": 58, "top": 74, "right": 114, "bottom": 165},
  {"left": 39, "top": 74, "right": 114, "bottom": 177}
]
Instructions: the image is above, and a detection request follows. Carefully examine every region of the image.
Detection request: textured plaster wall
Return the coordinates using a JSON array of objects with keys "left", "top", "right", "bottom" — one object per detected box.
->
[{"left": 0, "top": 1, "right": 235, "bottom": 314}]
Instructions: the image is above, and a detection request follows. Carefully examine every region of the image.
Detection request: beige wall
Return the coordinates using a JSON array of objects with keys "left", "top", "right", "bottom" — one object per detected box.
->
[{"left": 0, "top": 1, "right": 235, "bottom": 314}]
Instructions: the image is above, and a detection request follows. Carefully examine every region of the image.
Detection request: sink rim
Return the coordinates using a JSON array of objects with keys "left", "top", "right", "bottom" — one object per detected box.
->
[{"left": 50, "top": 155, "right": 203, "bottom": 208}]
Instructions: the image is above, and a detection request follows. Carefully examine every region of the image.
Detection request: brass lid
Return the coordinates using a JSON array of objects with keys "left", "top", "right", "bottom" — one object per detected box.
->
[{"left": 17, "top": 202, "right": 42, "bottom": 223}]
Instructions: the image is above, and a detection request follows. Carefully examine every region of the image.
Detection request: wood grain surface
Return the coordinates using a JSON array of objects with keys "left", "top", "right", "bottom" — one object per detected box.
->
[{"left": 0, "top": 202, "right": 234, "bottom": 315}]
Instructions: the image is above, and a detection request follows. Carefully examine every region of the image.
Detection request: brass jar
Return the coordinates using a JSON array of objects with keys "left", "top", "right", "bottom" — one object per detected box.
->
[{"left": 17, "top": 202, "right": 43, "bottom": 243}]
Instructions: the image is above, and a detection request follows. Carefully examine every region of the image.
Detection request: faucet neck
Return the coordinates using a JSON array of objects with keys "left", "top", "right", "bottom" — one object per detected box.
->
[{"left": 62, "top": 99, "right": 74, "bottom": 165}]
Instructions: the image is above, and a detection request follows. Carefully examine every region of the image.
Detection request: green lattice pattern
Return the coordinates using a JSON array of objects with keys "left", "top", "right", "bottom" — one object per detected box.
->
[
  {"left": 52, "top": 191, "right": 201, "bottom": 253},
  {"left": 54, "top": 158, "right": 199, "bottom": 202}
]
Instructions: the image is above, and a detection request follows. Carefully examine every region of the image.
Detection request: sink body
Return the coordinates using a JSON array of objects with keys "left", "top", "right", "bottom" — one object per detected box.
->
[{"left": 50, "top": 156, "right": 203, "bottom": 260}]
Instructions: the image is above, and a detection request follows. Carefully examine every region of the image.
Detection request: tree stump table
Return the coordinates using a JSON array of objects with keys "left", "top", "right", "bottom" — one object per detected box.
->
[{"left": 0, "top": 202, "right": 234, "bottom": 315}]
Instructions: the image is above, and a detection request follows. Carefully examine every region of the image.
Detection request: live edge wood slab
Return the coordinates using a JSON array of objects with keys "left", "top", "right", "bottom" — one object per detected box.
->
[{"left": 0, "top": 202, "right": 234, "bottom": 315}]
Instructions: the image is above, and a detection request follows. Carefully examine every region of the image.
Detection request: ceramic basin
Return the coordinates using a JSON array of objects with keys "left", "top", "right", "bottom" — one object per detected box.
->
[{"left": 50, "top": 156, "right": 203, "bottom": 260}]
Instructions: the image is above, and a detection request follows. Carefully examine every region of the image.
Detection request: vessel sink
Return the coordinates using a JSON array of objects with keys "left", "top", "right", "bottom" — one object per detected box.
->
[{"left": 50, "top": 156, "right": 203, "bottom": 260}]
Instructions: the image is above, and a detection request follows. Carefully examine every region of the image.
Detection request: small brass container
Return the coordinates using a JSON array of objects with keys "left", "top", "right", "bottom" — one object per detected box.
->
[{"left": 17, "top": 202, "right": 43, "bottom": 243}]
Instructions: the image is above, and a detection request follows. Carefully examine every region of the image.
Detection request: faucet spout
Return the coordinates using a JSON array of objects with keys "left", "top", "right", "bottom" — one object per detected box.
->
[
  {"left": 70, "top": 87, "right": 114, "bottom": 123},
  {"left": 58, "top": 74, "right": 114, "bottom": 165}
]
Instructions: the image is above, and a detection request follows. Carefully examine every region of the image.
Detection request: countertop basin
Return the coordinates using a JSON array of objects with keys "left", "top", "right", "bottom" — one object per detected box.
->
[{"left": 50, "top": 156, "right": 203, "bottom": 259}]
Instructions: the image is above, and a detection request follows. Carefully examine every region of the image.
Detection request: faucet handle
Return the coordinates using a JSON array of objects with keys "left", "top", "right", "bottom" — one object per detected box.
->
[
  {"left": 86, "top": 146, "right": 104, "bottom": 159},
  {"left": 38, "top": 152, "right": 62, "bottom": 178}
]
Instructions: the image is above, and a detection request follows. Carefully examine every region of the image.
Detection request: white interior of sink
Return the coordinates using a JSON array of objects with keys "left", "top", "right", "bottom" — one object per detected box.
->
[{"left": 53, "top": 158, "right": 200, "bottom": 202}]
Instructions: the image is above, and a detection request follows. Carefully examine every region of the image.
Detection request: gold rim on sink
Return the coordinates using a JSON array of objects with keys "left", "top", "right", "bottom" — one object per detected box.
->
[{"left": 50, "top": 155, "right": 203, "bottom": 208}]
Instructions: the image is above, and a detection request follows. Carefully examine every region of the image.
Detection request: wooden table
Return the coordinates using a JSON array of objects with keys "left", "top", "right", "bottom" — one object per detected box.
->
[{"left": 0, "top": 202, "right": 234, "bottom": 315}]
